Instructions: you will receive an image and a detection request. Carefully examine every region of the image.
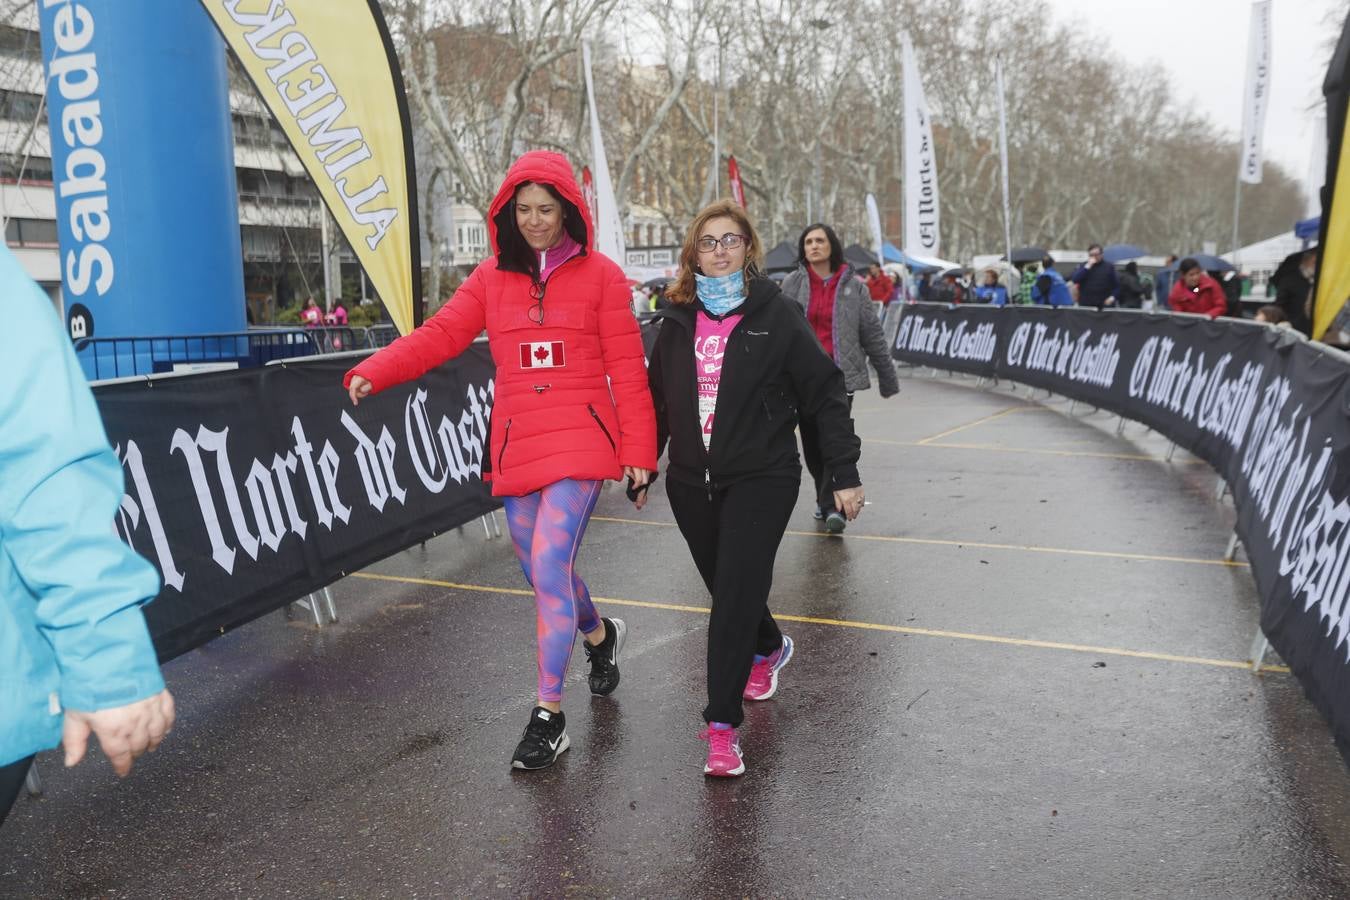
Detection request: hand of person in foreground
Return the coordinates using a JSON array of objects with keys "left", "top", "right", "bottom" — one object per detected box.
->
[
  {"left": 347, "top": 375, "right": 373, "bottom": 406},
  {"left": 834, "top": 486, "right": 866, "bottom": 521},
  {"left": 626, "top": 466, "right": 653, "bottom": 510},
  {"left": 63, "top": 689, "right": 176, "bottom": 777}
]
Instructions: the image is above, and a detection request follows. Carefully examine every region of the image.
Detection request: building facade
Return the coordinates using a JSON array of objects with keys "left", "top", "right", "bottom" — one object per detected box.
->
[{"left": 0, "top": 7, "right": 491, "bottom": 323}]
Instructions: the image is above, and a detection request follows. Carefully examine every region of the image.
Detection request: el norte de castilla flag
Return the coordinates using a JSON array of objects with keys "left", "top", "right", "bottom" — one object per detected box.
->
[{"left": 200, "top": 0, "right": 421, "bottom": 334}]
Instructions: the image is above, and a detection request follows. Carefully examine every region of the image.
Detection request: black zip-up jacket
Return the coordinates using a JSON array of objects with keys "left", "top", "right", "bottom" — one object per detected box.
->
[{"left": 648, "top": 275, "right": 862, "bottom": 493}]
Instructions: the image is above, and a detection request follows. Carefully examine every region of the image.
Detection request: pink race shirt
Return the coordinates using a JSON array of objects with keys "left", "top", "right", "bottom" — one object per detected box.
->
[{"left": 694, "top": 312, "right": 742, "bottom": 449}]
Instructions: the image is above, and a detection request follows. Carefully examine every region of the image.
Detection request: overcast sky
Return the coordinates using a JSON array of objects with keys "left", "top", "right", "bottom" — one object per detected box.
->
[{"left": 1043, "top": 0, "right": 1341, "bottom": 197}]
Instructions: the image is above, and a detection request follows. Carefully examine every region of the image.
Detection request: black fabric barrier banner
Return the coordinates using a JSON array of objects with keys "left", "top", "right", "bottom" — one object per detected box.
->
[
  {"left": 93, "top": 346, "right": 498, "bottom": 661},
  {"left": 893, "top": 303, "right": 1350, "bottom": 760}
]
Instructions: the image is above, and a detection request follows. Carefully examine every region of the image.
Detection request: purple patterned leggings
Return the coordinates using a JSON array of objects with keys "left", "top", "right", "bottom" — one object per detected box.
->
[{"left": 503, "top": 479, "right": 603, "bottom": 703}]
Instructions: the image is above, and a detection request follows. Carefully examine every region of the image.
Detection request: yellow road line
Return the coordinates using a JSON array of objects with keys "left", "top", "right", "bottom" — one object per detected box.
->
[
  {"left": 348, "top": 571, "right": 1287, "bottom": 674},
  {"left": 589, "top": 515, "right": 1248, "bottom": 568},
  {"left": 865, "top": 437, "right": 1207, "bottom": 465},
  {"left": 915, "top": 405, "right": 1033, "bottom": 445}
]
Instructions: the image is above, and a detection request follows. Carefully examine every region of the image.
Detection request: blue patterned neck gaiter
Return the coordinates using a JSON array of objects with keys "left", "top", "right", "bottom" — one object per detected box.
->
[{"left": 694, "top": 269, "right": 747, "bottom": 315}]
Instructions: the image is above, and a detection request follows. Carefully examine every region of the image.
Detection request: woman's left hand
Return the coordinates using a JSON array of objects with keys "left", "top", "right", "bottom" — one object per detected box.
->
[
  {"left": 624, "top": 466, "right": 653, "bottom": 510},
  {"left": 834, "top": 486, "right": 865, "bottom": 521}
]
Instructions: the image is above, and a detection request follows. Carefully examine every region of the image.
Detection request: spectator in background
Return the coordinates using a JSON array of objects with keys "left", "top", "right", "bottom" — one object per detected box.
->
[
  {"left": 1168, "top": 257, "right": 1228, "bottom": 318},
  {"left": 972, "top": 269, "right": 1008, "bottom": 306},
  {"left": 1070, "top": 243, "right": 1119, "bottom": 309},
  {"left": 1117, "top": 261, "right": 1146, "bottom": 309},
  {"left": 866, "top": 263, "right": 895, "bottom": 307},
  {"left": 1154, "top": 254, "right": 1178, "bottom": 310},
  {"left": 1219, "top": 270, "right": 1243, "bottom": 318},
  {"left": 932, "top": 271, "right": 964, "bottom": 303},
  {"left": 2, "top": 245, "right": 176, "bottom": 829},
  {"left": 1137, "top": 269, "right": 1155, "bottom": 310},
  {"left": 1016, "top": 261, "right": 1039, "bottom": 305},
  {"left": 1032, "top": 256, "right": 1074, "bottom": 307},
  {"left": 916, "top": 272, "right": 934, "bottom": 301},
  {"left": 300, "top": 296, "right": 323, "bottom": 327},
  {"left": 1275, "top": 250, "right": 1316, "bottom": 336},
  {"left": 1255, "top": 304, "right": 1290, "bottom": 327}
]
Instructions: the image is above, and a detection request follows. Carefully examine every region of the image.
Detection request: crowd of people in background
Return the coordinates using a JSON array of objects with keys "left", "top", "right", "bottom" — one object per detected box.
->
[{"left": 890, "top": 242, "right": 1322, "bottom": 337}]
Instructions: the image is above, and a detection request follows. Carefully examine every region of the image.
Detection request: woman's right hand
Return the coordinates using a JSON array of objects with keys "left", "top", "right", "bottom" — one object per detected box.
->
[{"left": 347, "top": 375, "right": 373, "bottom": 406}]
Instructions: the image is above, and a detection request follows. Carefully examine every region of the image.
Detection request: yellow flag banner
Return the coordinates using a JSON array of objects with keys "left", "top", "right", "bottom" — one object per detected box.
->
[
  {"left": 200, "top": 0, "right": 420, "bottom": 334},
  {"left": 1314, "top": 15, "right": 1350, "bottom": 342},
  {"left": 1315, "top": 101, "right": 1350, "bottom": 341}
]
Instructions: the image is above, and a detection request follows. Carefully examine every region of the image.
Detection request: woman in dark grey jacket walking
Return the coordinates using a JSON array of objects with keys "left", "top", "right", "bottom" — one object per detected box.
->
[{"left": 778, "top": 223, "right": 898, "bottom": 533}]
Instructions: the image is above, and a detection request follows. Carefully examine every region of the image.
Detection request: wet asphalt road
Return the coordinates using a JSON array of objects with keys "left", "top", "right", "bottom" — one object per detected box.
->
[{"left": 3, "top": 371, "right": 1349, "bottom": 898}]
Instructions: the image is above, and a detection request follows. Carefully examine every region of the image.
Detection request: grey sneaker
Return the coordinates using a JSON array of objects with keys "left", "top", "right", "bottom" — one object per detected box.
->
[{"left": 824, "top": 511, "right": 847, "bottom": 535}]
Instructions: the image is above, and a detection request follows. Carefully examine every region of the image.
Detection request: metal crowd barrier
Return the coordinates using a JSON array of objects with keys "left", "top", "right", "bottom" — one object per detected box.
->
[
  {"left": 74, "top": 329, "right": 320, "bottom": 381},
  {"left": 303, "top": 325, "right": 363, "bottom": 353},
  {"left": 75, "top": 316, "right": 522, "bottom": 381},
  {"left": 366, "top": 323, "right": 398, "bottom": 348}
]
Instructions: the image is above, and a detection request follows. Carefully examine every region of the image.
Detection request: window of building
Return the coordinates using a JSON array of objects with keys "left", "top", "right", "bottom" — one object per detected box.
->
[
  {"left": 0, "top": 153, "right": 53, "bottom": 184},
  {"left": 0, "top": 89, "right": 43, "bottom": 123},
  {"left": 5, "top": 217, "right": 59, "bottom": 247},
  {"left": 0, "top": 26, "right": 36, "bottom": 58}
]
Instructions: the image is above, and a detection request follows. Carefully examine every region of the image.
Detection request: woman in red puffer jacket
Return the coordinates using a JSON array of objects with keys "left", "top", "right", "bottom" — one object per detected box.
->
[{"left": 344, "top": 150, "right": 655, "bottom": 771}]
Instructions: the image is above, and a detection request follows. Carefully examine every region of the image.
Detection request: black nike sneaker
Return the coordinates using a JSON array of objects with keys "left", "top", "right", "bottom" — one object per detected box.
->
[
  {"left": 584, "top": 616, "right": 627, "bottom": 696},
  {"left": 511, "top": 706, "right": 569, "bottom": 770}
]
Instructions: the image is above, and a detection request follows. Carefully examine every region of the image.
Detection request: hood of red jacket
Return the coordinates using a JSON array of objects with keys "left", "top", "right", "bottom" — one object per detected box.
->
[{"left": 486, "top": 151, "right": 593, "bottom": 255}]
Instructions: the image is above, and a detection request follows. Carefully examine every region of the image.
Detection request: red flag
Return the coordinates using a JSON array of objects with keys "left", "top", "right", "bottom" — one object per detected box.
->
[
  {"left": 728, "top": 156, "right": 746, "bottom": 209},
  {"left": 581, "top": 166, "right": 598, "bottom": 228}
]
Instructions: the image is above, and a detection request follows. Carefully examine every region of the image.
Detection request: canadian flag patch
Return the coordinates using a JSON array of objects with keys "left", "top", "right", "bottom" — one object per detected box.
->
[{"left": 520, "top": 341, "right": 566, "bottom": 368}]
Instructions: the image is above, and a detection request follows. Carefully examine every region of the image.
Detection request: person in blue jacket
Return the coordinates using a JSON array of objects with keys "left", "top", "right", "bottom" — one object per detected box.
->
[
  {"left": 0, "top": 245, "right": 175, "bottom": 829},
  {"left": 1031, "top": 255, "right": 1074, "bottom": 307},
  {"left": 972, "top": 269, "right": 1009, "bottom": 306}
]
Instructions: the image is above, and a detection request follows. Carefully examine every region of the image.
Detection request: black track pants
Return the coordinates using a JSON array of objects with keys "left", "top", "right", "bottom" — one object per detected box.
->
[{"left": 667, "top": 475, "right": 798, "bottom": 726}]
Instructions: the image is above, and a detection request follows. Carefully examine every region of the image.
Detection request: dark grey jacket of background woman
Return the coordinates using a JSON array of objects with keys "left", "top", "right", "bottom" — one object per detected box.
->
[
  {"left": 780, "top": 265, "right": 900, "bottom": 397},
  {"left": 1118, "top": 268, "right": 1146, "bottom": 309}
]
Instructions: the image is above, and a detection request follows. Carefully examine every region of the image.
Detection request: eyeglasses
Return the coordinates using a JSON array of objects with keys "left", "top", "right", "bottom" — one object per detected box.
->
[
  {"left": 695, "top": 233, "right": 748, "bottom": 253},
  {"left": 528, "top": 280, "right": 545, "bottom": 325}
]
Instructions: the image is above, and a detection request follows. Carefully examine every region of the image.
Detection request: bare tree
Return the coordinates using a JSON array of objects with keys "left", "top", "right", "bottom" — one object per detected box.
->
[{"left": 392, "top": 0, "right": 618, "bottom": 215}]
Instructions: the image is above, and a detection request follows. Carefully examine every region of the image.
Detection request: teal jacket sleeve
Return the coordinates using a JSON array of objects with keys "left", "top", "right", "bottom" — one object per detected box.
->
[{"left": 0, "top": 250, "right": 164, "bottom": 712}]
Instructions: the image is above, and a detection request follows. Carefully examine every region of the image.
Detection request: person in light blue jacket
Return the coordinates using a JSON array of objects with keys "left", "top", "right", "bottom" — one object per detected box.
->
[{"left": 0, "top": 246, "right": 175, "bottom": 828}]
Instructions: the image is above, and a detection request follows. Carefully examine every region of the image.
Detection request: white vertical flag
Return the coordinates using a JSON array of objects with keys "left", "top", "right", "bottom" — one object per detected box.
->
[
  {"left": 1238, "top": 0, "right": 1272, "bottom": 185},
  {"left": 865, "top": 192, "right": 884, "bottom": 268},
  {"left": 902, "top": 32, "right": 940, "bottom": 256},
  {"left": 1307, "top": 112, "right": 1327, "bottom": 219},
  {"left": 995, "top": 56, "right": 1013, "bottom": 273},
  {"left": 582, "top": 41, "right": 626, "bottom": 262}
]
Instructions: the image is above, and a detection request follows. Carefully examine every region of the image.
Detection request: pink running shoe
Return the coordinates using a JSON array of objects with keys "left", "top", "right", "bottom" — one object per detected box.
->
[
  {"left": 743, "top": 635, "right": 794, "bottom": 701},
  {"left": 700, "top": 726, "right": 745, "bottom": 777}
]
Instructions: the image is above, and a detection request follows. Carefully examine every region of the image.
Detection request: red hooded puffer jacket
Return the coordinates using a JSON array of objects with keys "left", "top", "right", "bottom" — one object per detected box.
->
[{"left": 343, "top": 151, "right": 656, "bottom": 496}]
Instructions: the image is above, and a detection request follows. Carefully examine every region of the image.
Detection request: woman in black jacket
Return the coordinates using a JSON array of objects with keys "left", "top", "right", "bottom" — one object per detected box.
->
[{"left": 643, "top": 200, "right": 865, "bottom": 777}]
